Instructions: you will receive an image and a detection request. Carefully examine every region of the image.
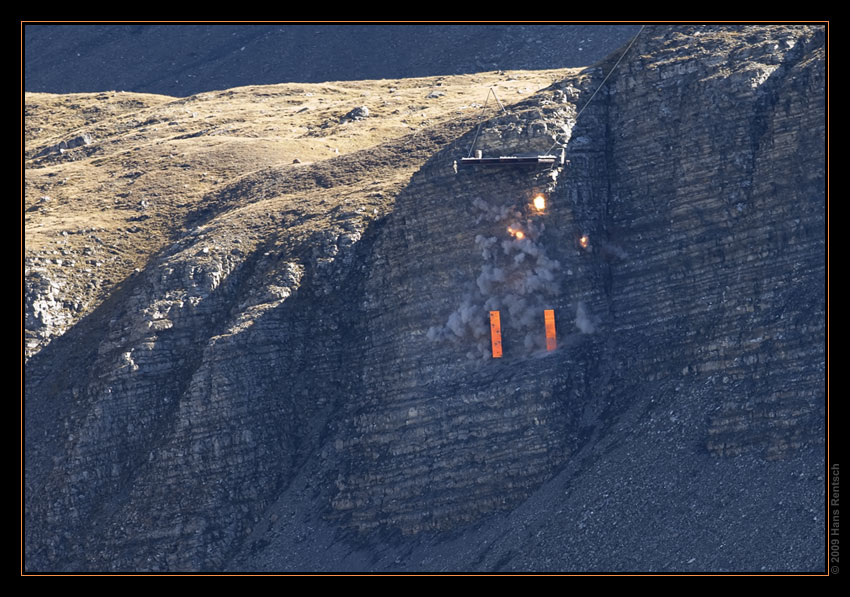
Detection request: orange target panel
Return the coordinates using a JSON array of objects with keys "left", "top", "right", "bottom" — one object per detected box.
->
[
  {"left": 489, "top": 311, "right": 503, "bottom": 358},
  {"left": 544, "top": 309, "right": 557, "bottom": 351}
]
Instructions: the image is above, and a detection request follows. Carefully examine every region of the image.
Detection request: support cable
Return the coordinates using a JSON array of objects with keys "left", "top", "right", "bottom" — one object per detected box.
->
[
  {"left": 466, "top": 87, "right": 509, "bottom": 158},
  {"left": 545, "top": 25, "right": 645, "bottom": 155}
]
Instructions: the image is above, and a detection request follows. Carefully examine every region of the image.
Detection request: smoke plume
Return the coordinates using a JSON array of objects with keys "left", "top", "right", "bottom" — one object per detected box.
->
[
  {"left": 428, "top": 197, "right": 561, "bottom": 359},
  {"left": 575, "top": 301, "right": 596, "bottom": 334}
]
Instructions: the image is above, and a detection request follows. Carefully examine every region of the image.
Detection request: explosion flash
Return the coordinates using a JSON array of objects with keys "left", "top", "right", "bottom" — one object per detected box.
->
[
  {"left": 532, "top": 195, "right": 546, "bottom": 212},
  {"left": 507, "top": 226, "right": 525, "bottom": 240},
  {"left": 579, "top": 235, "right": 589, "bottom": 249}
]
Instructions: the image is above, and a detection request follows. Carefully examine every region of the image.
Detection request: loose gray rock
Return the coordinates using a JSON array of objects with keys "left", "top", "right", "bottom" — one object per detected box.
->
[
  {"left": 341, "top": 106, "right": 369, "bottom": 122},
  {"left": 38, "top": 133, "right": 93, "bottom": 157}
]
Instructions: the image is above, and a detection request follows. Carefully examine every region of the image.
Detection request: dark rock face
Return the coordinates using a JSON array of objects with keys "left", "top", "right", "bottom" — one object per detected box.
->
[
  {"left": 329, "top": 24, "right": 825, "bottom": 538},
  {"left": 604, "top": 26, "right": 825, "bottom": 461},
  {"left": 24, "top": 24, "right": 640, "bottom": 96},
  {"left": 24, "top": 25, "right": 825, "bottom": 572}
]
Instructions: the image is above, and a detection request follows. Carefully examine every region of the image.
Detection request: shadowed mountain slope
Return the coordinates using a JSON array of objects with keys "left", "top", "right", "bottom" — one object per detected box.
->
[
  {"left": 25, "top": 24, "right": 640, "bottom": 96},
  {"left": 24, "top": 25, "right": 825, "bottom": 572}
]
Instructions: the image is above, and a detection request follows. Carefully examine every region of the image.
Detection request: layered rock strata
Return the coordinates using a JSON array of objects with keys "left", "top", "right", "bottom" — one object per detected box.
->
[{"left": 24, "top": 25, "right": 825, "bottom": 571}]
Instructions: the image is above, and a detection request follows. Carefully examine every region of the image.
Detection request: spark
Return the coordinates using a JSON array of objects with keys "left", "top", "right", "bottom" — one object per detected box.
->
[{"left": 579, "top": 235, "right": 589, "bottom": 249}]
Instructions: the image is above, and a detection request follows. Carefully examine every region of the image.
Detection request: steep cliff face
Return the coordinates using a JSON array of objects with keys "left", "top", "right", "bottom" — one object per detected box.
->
[
  {"left": 604, "top": 26, "right": 825, "bottom": 460},
  {"left": 327, "top": 24, "right": 825, "bottom": 538},
  {"left": 25, "top": 25, "right": 825, "bottom": 572}
]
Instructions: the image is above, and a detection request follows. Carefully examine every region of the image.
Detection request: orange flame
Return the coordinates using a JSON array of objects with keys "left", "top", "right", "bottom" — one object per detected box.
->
[
  {"left": 508, "top": 226, "right": 525, "bottom": 240},
  {"left": 579, "top": 235, "right": 589, "bottom": 249}
]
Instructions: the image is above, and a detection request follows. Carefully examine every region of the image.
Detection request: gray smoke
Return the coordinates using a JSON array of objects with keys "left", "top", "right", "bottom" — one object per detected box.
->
[
  {"left": 575, "top": 301, "right": 596, "bottom": 334},
  {"left": 599, "top": 241, "right": 629, "bottom": 260},
  {"left": 472, "top": 198, "right": 521, "bottom": 224},
  {"left": 428, "top": 197, "right": 562, "bottom": 358}
]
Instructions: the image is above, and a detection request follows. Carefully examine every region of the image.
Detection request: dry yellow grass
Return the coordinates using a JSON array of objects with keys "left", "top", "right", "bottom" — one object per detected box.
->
[{"left": 25, "top": 68, "right": 580, "bottom": 340}]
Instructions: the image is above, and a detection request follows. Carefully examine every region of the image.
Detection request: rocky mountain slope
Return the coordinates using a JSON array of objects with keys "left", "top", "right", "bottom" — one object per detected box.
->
[{"left": 24, "top": 25, "right": 826, "bottom": 572}]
